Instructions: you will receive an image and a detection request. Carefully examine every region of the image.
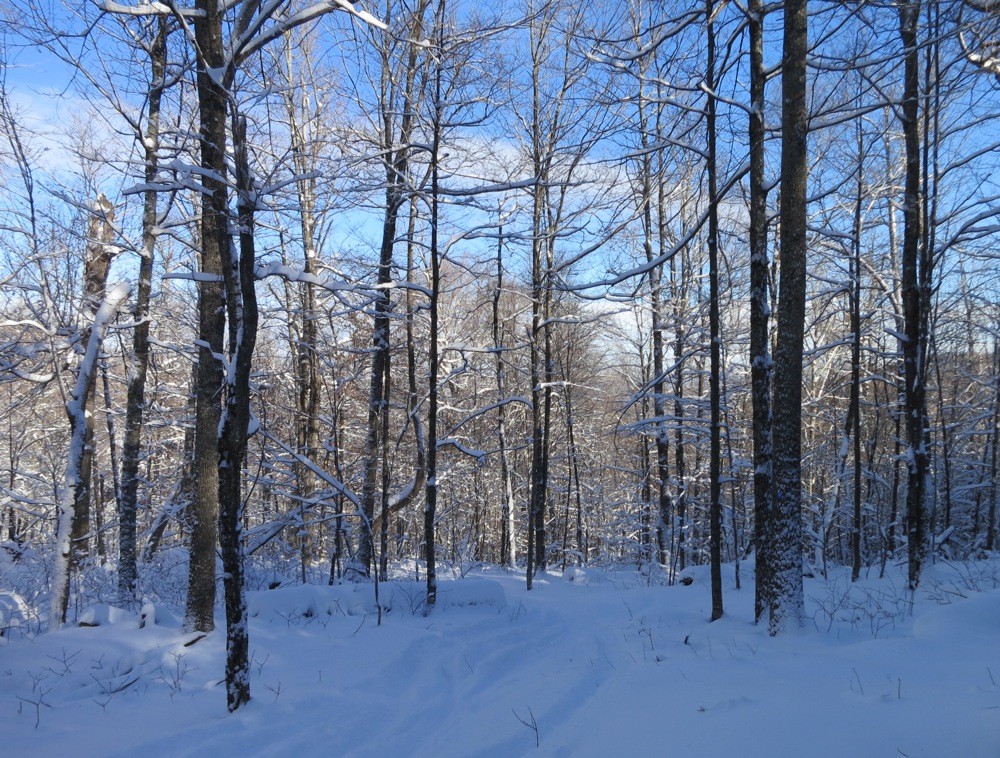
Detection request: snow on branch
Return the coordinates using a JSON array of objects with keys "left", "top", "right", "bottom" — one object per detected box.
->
[
  {"left": 254, "top": 261, "right": 354, "bottom": 291},
  {"left": 442, "top": 396, "right": 532, "bottom": 439},
  {"left": 437, "top": 438, "right": 487, "bottom": 462},
  {"left": 235, "top": 0, "right": 386, "bottom": 63},
  {"left": 97, "top": 1, "right": 202, "bottom": 17},
  {"left": 260, "top": 428, "right": 360, "bottom": 509}
]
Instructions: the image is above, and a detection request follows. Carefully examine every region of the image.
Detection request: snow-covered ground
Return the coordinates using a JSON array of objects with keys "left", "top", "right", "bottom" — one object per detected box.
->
[{"left": 2, "top": 558, "right": 998, "bottom": 757}]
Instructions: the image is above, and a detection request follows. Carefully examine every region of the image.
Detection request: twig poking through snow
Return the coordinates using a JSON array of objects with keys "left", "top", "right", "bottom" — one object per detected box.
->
[{"left": 513, "top": 707, "right": 539, "bottom": 748}]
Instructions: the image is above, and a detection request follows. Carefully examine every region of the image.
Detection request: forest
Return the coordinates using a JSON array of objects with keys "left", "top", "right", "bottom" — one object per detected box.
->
[{"left": 1, "top": 0, "right": 999, "bottom": 720}]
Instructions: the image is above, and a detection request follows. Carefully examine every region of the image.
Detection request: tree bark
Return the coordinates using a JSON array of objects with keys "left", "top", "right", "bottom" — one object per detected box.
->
[
  {"left": 69, "top": 196, "right": 117, "bottom": 576},
  {"left": 53, "top": 284, "right": 130, "bottom": 626},
  {"left": 766, "top": 0, "right": 808, "bottom": 633},
  {"left": 216, "top": 113, "right": 257, "bottom": 712},
  {"left": 494, "top": 213, "right": 516, "bottom": 568},
  {"left": 119, "top": 18, "right": 167, "bottom": 606},
  {"left": 748, "top": 0, "right": 773, "bottom": 624},
  {"left": 184, "top": 0, "right": 228, "bottom": 635},
  {"left": 898, "top": 0, "right": 930, "bottom": 591},
  {"left": 706, "top": 0, "right": 723, "bottom": 622}
]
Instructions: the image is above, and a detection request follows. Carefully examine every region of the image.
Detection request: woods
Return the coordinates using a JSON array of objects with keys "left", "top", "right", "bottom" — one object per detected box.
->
[{"left": 2, "top": 0, "right": 1000, "bottom": 712}]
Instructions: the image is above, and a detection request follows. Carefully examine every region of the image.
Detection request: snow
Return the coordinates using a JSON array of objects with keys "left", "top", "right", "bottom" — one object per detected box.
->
[{"left": 2, "top": 559, "right": 999, "bottom": 757}]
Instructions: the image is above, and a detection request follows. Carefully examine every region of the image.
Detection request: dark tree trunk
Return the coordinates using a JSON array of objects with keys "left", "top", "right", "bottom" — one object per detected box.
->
[
  {"left": 898, "top": 0, "right": 930, "bottom": 591},
  {"left": 184, "top": 0, "right": 228, "bottom": 635},
  {"left": 748, "top": 0, "right": 773, "bottom": 624},
  {"left": 765, "top": 0, "right": 808, "bottom": 633},
  {"left": 705, "top": 0, "right": 723, "bottom": 622},
  {"left": 424, "top": 12, "right": 444, "bottom": 613},
  {"left": 670, "top": 245, "right": 688, "bottom": 574},
  {"left": 634, "top": 44, "right": 671, "bottom": 572},
  {"left": 494, "top": 215, "right": 516, "bottom": 568},
  {"left": 216, "top": 113, "right": 257, "bottom": 712},
  {"left": 850, "top": 120, "right": 864, "bottom": 583},
  {"left": 119, "top": 18, "right": 167, "bottom": 606},
  {"left": 989, "top": 333, "right": 999, "bottom": 552}
]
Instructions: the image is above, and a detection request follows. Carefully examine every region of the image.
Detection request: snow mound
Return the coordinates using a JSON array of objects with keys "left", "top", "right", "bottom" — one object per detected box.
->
[
  {"left": 434, "top": 578, "right": 506, "bottom": 608},
  {"left": 139, "top": 601, "right": 182, "bottom": 629},
  {"left": 248, "top": 578, "right": 506, "bottom": 621},
  {"left": 913, "top": 587, "right": 1000, "bottom": 641},
  {"left": 0, "top": 590, "right": 31, "bottom": 639},
  {"left": 561, "top": 566, "right": 607, "bottom": 585},
  {"left": 248, "top": 583, "right": 360, "bottom": 620},
  {"left": 78, "top": 604, "right": 136, "bottom": 627}
]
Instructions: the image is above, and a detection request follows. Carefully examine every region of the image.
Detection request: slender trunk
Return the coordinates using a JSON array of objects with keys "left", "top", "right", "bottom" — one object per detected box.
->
[
  {"left": 216, "top": 113, "right": 258, "bottom": 712},
  {"left": 283, "top": 41, "right": 322, "bottom": 580},
  {"left": 119, "top": 19, "right": 167, "bottom": 605},
  {"left": 565, "top": 384, "right": 585, "bottom": 565},
  {"left": 932, "top": 335, "right": 952, "bottom": 532},
  {"left": 358, "top": 3, "right": 429, "bottom": 578},
  {"left": 379, "top": 340, "right": 392, "bottom": 579},
  {"left": 884, "top": 114, "right": 903, "bottom": 564},
  {"left": 636, "top": 45, "right": 671, "bottom": 571},
  {"left": 748, "top": 0, "right": 773, "bottom": 623},
  {"left": 424, "top": 12, "right": 444, "bottom": 612},
  {"left": 527, "top": 13, "right": 553, "bottom": 587},
  {"left": 99, "top": 360, "right": 121, "bottom": 525},
  {"left": 988, "top": 332, "right": 999, "bottom": 551},
  {"left": 850, "top": 122, "right": 864, "bottom": 581},
  {"left": 69, "top": 197, "right": 117, "bottom": 576},
  {"left": 898, "top": 0, "right": 929, "bottom": 591},
  {"left": 494, "top": 213, "right": 516, "bottom": 568},
  {"left": 357, "top": 211, "right": 395, "bottom": 577},
  {"left": 671, "top": 243, "right": 688, "bottom": 574},
  {"left": 329, "top": 383, "right": 347, "bottom": 583},
  {"left": 706, "top": 0, "right": 723, "bottom": 622}
]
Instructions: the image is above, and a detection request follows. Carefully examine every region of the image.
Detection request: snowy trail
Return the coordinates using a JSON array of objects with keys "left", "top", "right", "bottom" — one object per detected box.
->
[{"left": 2, "top": 563, "right": 999, "bottom": 757}]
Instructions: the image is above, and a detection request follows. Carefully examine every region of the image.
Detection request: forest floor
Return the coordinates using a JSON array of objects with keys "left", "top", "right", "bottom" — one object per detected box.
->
[{"left": 1, "top": 555, "right": 999, "bottom": 757}]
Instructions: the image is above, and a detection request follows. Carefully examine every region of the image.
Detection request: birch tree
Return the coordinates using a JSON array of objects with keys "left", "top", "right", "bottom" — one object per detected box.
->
[{"left": 53, "top": 283, "right": 131, "bottom": 626}]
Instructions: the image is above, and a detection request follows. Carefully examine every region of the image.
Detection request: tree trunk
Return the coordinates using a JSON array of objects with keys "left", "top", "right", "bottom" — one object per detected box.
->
[
  {"left": 215, "top": 113, "right": 257, "bottom": 713},
  {"left": 850, "top": 119, "right": 864, "bottom": 582},
  {"left": 424, "top": 9, "right": 444, "bottom": 613},
  {"left": 69, "top": 196, "right": 117, "bottom": 577},
  {"left": 766, "top": 0, "right": 808, "bottom": 633},
  {"left": 898, "top": 0, "right": 930, "bottom": 591},
  {"left": 53, "top": 284, "right": 130, "bottom": 626},
  {"left": 119, "top": 18, "right": 167, "bottom": 605},
  {"left": 281, "top": 39, "right": 323, "bottom": 581},
  {"left": 705, "top": 0, "right": 723, "bottom": 622},
  {"left": 184, "top": 0, "right": 228, "bottom": 634},
  {"left": 748, "top": 0, "right": 774, "bottom": 624},
  {"left": 988, "top": 332, "right": 999, "bottom": 552},
  {"left": 494, "top": 213, "right": 516, "bottom": 568}
]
